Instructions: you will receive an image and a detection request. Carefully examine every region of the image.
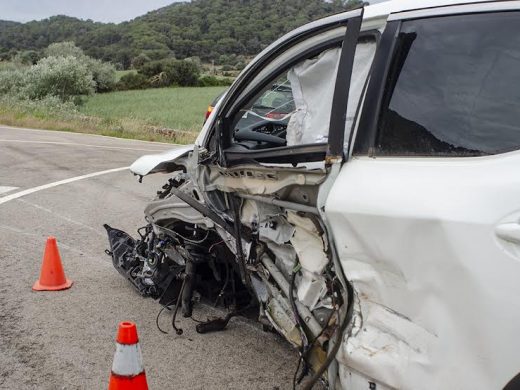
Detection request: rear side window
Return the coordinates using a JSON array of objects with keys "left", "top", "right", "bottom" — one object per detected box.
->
[{"left": 376, "top": 12, "right": 520, "bottom": 156}]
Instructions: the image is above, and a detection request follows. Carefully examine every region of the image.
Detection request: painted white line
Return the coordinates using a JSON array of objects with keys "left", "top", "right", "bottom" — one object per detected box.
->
[
  {"left": 0, "top": 139, "right": 170, "bottom": 152},
  {"left": 0, "top": 124, "right": 176, "bottom": 146},
  {"left": 18, "top": 198, "right": 105, "bottom": 236},
  {"left": 0, "top": 166, "right": 129, "bottom": 205},
  {"left": 0, "top": 186, "right": 18, "bottom": 195}
]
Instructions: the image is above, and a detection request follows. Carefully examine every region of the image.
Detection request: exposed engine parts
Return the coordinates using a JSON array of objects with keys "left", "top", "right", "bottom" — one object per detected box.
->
[{"left": 105, "top": 168, "right": 349, "bottom": 389}]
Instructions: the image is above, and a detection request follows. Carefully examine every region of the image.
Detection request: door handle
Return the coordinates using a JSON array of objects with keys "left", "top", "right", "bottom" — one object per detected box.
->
[{"left": 495, "top": 223, "right": 520, "bottom": 245}]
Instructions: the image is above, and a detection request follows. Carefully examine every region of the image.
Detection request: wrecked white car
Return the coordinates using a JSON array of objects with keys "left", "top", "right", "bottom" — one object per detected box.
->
[{"left": 105, "top": 1, "right": 520, "bottom": 388}]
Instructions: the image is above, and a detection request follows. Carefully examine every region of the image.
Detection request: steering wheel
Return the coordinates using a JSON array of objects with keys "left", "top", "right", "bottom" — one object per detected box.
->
[{"left": 234, "top": 119, "right": 287, "bottom": 146}]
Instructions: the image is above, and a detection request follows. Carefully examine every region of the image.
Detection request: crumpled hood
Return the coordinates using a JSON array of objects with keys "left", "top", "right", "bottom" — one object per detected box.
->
[{"left": 129, "top": 145, "right": 194, "bottom": 176}]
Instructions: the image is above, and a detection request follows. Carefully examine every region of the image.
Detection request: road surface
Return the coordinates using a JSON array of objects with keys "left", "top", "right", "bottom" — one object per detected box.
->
[{"left": 0, "top": 126, "right": 296, "bottom": 389}]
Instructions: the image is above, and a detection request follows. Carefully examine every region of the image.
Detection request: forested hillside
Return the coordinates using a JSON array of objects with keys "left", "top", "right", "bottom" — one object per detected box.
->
[{"left": 0, "top": 0, "right": 361, "bottom": 69}]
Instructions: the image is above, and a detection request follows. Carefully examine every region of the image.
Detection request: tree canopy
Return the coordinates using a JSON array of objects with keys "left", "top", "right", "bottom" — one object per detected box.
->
[{"left": 0, "top": 0, "right": 361, "bottom": 69}]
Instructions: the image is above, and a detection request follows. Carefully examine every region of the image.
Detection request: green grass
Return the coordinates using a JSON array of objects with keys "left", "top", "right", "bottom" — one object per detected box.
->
[
  {"left": 0, "top": 86, "right": 227, "bottom": 144},
  {"left": 80, "top": 86, "right": 226, "bottom": 133}
]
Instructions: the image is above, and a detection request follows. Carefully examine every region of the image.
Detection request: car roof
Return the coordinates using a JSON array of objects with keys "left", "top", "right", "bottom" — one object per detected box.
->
[
  {"left": 231, "top": 0, "right": 514, "bottom": 106},
  {"left": 363, "top": 0, "right": 495, "bottom": 20},
  {"left": 262, "top": 0, "right": 503, "bottom": 56}
]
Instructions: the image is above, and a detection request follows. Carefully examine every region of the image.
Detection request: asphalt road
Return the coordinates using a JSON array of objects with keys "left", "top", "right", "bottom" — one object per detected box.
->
[{"left": 0, "top": 126, "right": 296, "bottom": 389}]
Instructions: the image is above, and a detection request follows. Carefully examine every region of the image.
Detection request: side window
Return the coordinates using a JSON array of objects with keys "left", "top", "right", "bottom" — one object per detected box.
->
[
  {"left": 376, "top": 12, "right": 520, "bottom": 157},
  {"left": 231, "top": 47, "right": 341, "bottom": 149}
]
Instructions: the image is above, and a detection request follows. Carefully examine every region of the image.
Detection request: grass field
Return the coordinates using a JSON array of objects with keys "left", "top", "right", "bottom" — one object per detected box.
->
[
  {"left": 80, "top": 86, "right": 225, "bottom": 132},
  {"left": 0, "top": 86, "right": 227, "bottom": 143}
]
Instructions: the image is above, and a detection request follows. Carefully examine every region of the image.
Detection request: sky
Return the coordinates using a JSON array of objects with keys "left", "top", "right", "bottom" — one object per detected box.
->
[
  {"left": 0, "top": 0, "right": 389, "bottom": 24},
  {"left": 0, "top": 0, "right": 183, "bottom": 23}
]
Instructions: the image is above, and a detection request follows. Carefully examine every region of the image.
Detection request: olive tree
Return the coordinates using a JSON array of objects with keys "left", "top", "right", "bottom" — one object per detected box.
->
[
  {"left": 44, "top": 41, "right": 85, "bottom": 59},
  {"left": 23, "top": 56, "right": 95, "bottom": 101},
  {"left": 44, "top": 41, "right": 116, "bottom": 92}
]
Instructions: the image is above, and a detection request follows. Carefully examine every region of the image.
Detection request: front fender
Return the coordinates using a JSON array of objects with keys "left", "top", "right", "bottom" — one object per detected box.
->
[{"left": 129, "top": 145, "right": 194, "bottom": 176}]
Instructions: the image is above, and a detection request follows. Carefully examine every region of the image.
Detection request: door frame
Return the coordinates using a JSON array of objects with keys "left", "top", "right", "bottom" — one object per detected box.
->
[{"left": 205, "top": 8, "right": 366, "bottom": 167}]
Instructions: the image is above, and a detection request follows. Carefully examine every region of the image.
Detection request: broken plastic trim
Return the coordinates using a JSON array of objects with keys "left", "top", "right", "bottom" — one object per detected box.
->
[
  {"left": 238, "top": 193, "right": 319, "bottom": 215},
  {"left": 168, "top": 186, "right": 238, "bottom": 239}
]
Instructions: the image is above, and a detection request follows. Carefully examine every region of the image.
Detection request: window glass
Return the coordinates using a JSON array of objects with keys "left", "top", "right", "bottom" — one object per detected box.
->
[
  {"left": 231, "top": 47, "right": 341, "bottom": 150},
  {"left": 376, "top": 13, "right": 520, "bottom": 156},
  {"left": 230, "top": 37, "right": 376, "bottom": 151}
]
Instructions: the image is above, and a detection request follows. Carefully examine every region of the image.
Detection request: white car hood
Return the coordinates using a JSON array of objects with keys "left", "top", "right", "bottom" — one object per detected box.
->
[{"left": 129, "top": 145, "right": 193, "bottom": 176}]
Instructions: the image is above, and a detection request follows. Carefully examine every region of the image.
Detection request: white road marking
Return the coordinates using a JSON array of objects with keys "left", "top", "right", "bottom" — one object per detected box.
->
[
  {"left": 0, "top": 186, "right": 18, "bottom": 195},
  {"left": 0, "top": 124, "right": 175, "bottom": 145},
  {"left": 0, "top": 139, "right": 170, "bottom": 152},
  {"left": 0, "top": 166, "right": 129, "bottom": 205},
  {"left": 18, "top": 198, "right": 105, "bottom": 236}
]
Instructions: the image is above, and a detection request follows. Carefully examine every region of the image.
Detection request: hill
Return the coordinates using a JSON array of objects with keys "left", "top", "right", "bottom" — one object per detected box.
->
[{"left": 0, "top": 0, "right": 361, "bottom": 69}]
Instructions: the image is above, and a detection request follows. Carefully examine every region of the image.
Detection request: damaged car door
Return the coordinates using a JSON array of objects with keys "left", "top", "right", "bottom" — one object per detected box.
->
[
  {"left": 105, "top": 7, "right": 372, "bottom": 389},
  {"left": 326, "top": 3, "right": 520, "bottom": 389}
]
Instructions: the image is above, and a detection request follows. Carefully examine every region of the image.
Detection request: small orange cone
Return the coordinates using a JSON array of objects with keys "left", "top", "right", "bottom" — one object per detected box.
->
[
  {"left": 32, "top": 236, "right": 73, "bottom": 291},
  {"left": 109, "top": 321, "right": 149, "bottom": 390}
]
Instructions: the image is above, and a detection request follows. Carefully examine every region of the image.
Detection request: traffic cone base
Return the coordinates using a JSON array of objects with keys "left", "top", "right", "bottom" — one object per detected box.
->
[
  {"left": 109, "top": 321, "right": 149, "bottom": 390},
  {"left": 108, "top": 372, "right": 148, "bottom": 390},
  {"left": 32, "top": 278, "right": 72, "bottom": 291},
  {"left": 32, "top": 236, "right": 73, "bottom": 291}
]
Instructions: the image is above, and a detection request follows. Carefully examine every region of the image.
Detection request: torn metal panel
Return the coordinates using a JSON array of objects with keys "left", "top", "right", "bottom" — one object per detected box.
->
[
  {"left": 296, "top": 270, "right": 327, "bottom": 311},
  {"left": 144, "top": 184, "right": 214, "bottom": 229},
  {"left": 240, "top": 199, "right": 295, "bottom": 245},
  {"left": 267, "top": 242, "right": 297, "bottom": 279},
  {"left": 287, "top": 211, "right": 328, "bottom": 274},
  {"left": 203, "top": 164, "right": 326, "bottom": 196}
]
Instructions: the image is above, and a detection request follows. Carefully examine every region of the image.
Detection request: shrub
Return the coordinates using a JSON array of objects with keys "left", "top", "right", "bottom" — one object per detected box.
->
[
  {"left": 23, "top": 56, "right": 95, "bottom": 101},
  {"left": 167, "top": 60, "right": 200, "bottom": 87},
  {"left": 116, "top": 72, "right": 149, "bottom": 90},
  {"left": 14, "top": 50, "right": 39, "bottom": 65},
  {"left": 234, "top": 61, "right": 246, "bottom": 71},
  {"left": 198, "top": 75, "right": 233, "bottom": 87},
  {"left": 86, "top": 58, "right": 116, "bottom": 92},
  {"left": 0, "top": 68, "right": 27, "bottom": 96},
  {"left": 148, "top": 72, "right": 170, "bottom": 88},
  {"left": 44, "top": 41, "right": 85, "bottom": 59},
  {"left": 137, "top": 59, "right": 201, "bottom": 87},
  {"left": 131, "top": 53, "right": 151, "bottom": 69},
  {"left": 44, "top": 41, "right": 116, "bottom": 93},
  {"left": 139, "top": 60, "right": 165, "bottom": 78},
  {"left": 0, "top": 94, "right": 77, "bottom": 117}
]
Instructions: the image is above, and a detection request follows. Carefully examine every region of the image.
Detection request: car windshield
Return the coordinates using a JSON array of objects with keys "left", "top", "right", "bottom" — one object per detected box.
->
[{"left": 250, "top": 80, "right": 296, "bottom": 117}]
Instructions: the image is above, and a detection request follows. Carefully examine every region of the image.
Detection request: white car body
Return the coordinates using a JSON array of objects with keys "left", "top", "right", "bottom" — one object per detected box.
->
[{"left": 128, "top": 1, "right": 520, "bottom": 388}]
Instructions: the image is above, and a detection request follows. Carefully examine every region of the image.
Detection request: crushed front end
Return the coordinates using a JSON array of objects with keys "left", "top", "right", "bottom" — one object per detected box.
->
[{"left": 105, "top": 148, "right": 352, "bottom": 388}]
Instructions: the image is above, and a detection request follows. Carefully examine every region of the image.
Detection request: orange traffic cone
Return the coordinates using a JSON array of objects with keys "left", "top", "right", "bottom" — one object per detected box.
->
[
  {"left": 33, "top": 236, "right": 73, "bottom": 291},
  {"left": 109, "top": 322, "right": 149, "bottom": 390}
]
